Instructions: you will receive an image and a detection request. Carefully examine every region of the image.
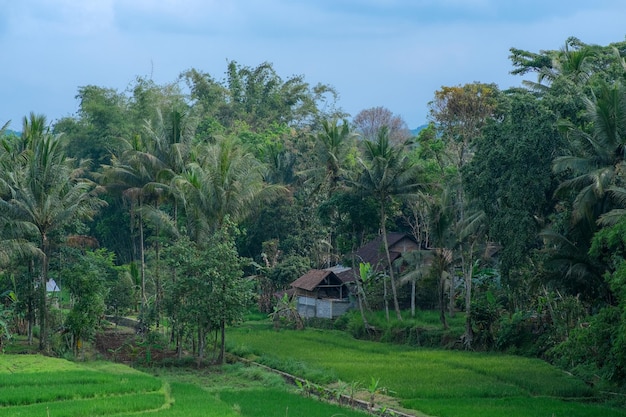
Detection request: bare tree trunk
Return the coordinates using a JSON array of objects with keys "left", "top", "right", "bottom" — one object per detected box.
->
[
  {"left": 27, "top": 259, "right": 34, "bottom": 345},
  {"left": 449, "top": 277, "right": 456, "bottom": 317},
  {"left": 197, "top": 326, "right": 205, "bottom": 360},
  {"left": 461, "top": 243, "right": 475, "bottom": 349},
  {"left": 38, "top": 235, "right": 49, "bottom": 351},
  {"left": 380, "top": 208, "right": 402, "bottom": 321},
  {"left": 437, "top": 254, "right": 449, "bottom": 330},
  {"left": 176, "top": 329, "right": 183, "bottom": 360},
  {"left": 139, "top": 208, "right": 146, "bottom": 309},
  {"left": 351, "top": 256, "right": 372, "bottom": 332},
  {"left": 218, "top": 319, "right": 226, "bottom": 364},
  {"left": 383, "top": 277, "right": 390, "bottom": 322},
  {"left": 411, "top": 278, "right": 416, "bottom": 318}
]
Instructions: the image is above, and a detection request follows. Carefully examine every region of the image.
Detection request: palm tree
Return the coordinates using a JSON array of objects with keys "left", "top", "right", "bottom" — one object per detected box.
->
[
  {"left": 100, "top": 108, "right": 191, "bottom": 312},
  {"left": 302, "top": 118, "right": 357, "bottom": 193},
  {"left": 353, "top": 127, "right": 422, "bottom": 321},
  {"left": 300, "top": 118, "right": 357, "bottom": 263},
  {"left": 0, "top": 113, "right": 105, "bottom": 350},
  {"left": 542, "top": 82, "right": 626, "bottom": 302},
  {"left": 175, "top": 135, "right": 283, "bottom": 243},
  {"left": 100, "top": 137, "right": 156, "bottom": 308},
  {"left": 553, "top": 81, "right": 626, "bottom": 225},
  {"left": 0, "top": 120, "right": 42, "bottom": 266},
  {"left": 522, "top": 41, "right": 594, "bottom": 93}
]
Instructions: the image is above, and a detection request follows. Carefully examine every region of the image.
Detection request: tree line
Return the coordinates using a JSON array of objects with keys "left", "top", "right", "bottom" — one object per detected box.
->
[{"left": 1, "top": 37, "right": 626, "bottom": 386}]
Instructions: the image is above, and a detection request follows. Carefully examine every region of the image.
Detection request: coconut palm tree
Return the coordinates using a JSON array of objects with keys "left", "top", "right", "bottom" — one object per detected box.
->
[
  {"left": 352, "top": 126, "right": 422, "bottom": 321},
  {"left": 302, "top": 118, "right": 357, "bottom": 193},
  {"left": 543, "top": 81, "right": 626, "bottom": 302},
  {"left": 0, "top": 121, "right": 42, "bottom": 266},
  {"left": 100, "top": 108, "right": 191, "bottom": 311},
  {"left": 175, "top": 135, "right": 283, "bottom": 243},
  {"left": 0, "top": 113, "right": 105, "bottom": 350},
  {"left": 553, "top": 81, "right": 626, "bottom": 225}
]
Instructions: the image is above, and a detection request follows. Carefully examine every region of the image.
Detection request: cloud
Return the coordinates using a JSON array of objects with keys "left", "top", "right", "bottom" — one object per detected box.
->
[
  {"left": 3, "top": 0, "right": 115, "bottom": 37},
  {"left": 112, "top": 0, "right": 242, "bottom": 35},
  {"left": 1, "top": 0, "right": 626, "bottom": 129}
]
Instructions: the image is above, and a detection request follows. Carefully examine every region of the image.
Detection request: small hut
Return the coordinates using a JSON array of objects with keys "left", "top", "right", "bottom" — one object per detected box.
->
[{"left": 290, "top": 269, "right": 353, "bottom": 319}]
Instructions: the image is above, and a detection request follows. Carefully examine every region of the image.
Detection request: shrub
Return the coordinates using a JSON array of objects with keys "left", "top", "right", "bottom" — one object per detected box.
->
[{"left": 548, "top": 306, "right": 623, "bottom": 385}]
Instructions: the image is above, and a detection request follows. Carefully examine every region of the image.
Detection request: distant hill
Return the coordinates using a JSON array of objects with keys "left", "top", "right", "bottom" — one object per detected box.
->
[
  {"left": 410, "top": 124, "right": 428, "bottom": 137},
  {"left": 2, "top": 129, "right": 21, "bottom": 137}
]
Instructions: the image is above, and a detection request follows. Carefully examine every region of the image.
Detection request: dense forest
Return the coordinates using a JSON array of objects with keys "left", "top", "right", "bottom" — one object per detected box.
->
[{"left": 2, "top": 36, "right": 626, "bottom": 388}]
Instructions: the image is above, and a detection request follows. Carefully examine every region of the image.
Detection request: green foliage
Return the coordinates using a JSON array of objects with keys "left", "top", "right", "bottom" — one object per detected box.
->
[
  {"left": 162, "top": 220, "right": 254, "bottom": 360},
  {"left": 56, "top": 85, "right": 132, "bottom": 165},
  {"left": 270, "top": 293, "right": 303, "bottom": 330},
  {"left": 6, "top": 38, "right": 626, "bottom": 401},
  {"left": 318, "top": 190, "right": 380, "bottom": 252},
  {"left": 464, "top": 89, "right": 561, "bottom": 282},
  {"left": 268, "top": 254, "right": 310, "bottom": 290},
  {"left": 183, "top": 61, "right": 341, "bottom": 134},
  {"left": 0, "top": 295, "right": 12, "bottom": 350},
  {"left": 549, "top": 306, "right": 622, "bottom": 384},
  {"left": 62, "top": 249, "right": 110, "bottom": 353},
  {"left": 494, "top": 311, "right": 538, "bottom": 354}
]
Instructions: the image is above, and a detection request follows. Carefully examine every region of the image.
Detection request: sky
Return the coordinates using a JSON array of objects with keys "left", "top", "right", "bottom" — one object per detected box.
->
[{"left": 1, "top": 1, "right": 625, "bottom": 131}]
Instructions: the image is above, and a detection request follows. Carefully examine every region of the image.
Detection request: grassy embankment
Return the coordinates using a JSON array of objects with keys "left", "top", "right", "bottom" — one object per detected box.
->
[{"left": 227, "top": 317, "right": 626, "bottom": 417}]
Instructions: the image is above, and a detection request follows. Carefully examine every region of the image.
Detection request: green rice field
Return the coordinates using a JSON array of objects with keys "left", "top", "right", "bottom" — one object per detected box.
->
[
  {"left": 227, "top": 320, "right": 626, "bottom": 417},
  {"left": 2, "top": 319, "right": 625, "bottom": 417},
  {"left": 0, "top": 355, "right": 369, "bottom": 417}
]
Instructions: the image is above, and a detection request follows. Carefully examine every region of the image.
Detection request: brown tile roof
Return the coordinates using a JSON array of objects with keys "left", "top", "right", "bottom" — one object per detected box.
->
[
  {"left": 324, "top": 265, "right": 356, "bottom": 283},
  {"left": 355, "top": 232, "right": 410, "bottom": 271},
  {"left": 291, "top": 269, "right": 342, "bottom": 291},
  {"left": 336, "top": 268, "right": 357, "bottom": 283}
]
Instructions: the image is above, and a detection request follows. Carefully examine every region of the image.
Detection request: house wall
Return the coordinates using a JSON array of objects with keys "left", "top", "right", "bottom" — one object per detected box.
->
[
  {"left": 317, "top": 299, "right": 333, "bottom": 318},
  {"left": 391, "top": 237, "right": 420, "bottom": 253},
  {"left": 297, "top": 296, "right": 318, "bottom": 318},
  {"left": 330, "top": 299, "right": 352, "bottom": 317},
  {"left": 296, "top": 296, "right": 352, "bottom": 319}
]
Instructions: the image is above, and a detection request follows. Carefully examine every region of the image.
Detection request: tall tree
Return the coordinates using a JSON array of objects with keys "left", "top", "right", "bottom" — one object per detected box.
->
[
  {"left": 0, "top": 113, "right": 105, "bottom": 350},
  {"left": 553, "top": 81, "right": 626, "bottom": 226},
  {"left": 353, "top": 126, "right": 422, "bottom": 321},
  {"left": 429, "top": 82, "right": 500, "bottom": 346},
  {"left": 183, "top": 61, "right": 343, "bottom": 134},
  {"left": 176, "top": 136, "right": 281, "bottom": 243},
  {"left": 57, "top": 86, "right": 131, "bottom": 165},
  {"left": 302, "top": 118, "right": 357, "bottom": 194},
  {"left": 162, "top": 221, "right": 253, "bottom": 363},
  {"left": 464, "top": 89, "right": 562, "bottom": 293},
  {"left": 352, "top": 106, "right": 412, "bottom": 145}
]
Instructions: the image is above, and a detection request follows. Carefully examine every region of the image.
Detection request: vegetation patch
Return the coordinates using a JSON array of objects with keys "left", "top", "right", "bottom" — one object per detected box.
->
[{"left": 227, "top": 324, "right": 621, "bottom": 416}]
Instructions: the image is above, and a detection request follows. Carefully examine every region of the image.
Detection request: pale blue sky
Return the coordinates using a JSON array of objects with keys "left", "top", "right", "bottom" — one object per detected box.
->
[{"left": 1, "top": 0, "right": 625, "bottom": 130}]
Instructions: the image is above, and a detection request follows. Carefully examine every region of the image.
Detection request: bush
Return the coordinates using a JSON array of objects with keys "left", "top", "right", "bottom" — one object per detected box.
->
[
  {"left": 548, "top": 306, "right": 624, "bottom": 385},
  {"left": 495, "top": 311, "right": 543, "bottom": 354}
]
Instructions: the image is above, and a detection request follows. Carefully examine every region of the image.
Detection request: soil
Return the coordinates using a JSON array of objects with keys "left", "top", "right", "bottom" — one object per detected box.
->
[{"left": 94, "top": 325, "right": 178, "bottom": 365}]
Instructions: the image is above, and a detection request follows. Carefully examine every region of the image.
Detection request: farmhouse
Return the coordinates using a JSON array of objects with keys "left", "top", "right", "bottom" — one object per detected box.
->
[
  {"left": 355, "top": 232, "right": 419, "bottom": 272},
  {"left": 290, "top": 232, "right": 419, "bottom": 319},
  {"left": 290, "top": 268, "right": 354, "bottom": 319}
]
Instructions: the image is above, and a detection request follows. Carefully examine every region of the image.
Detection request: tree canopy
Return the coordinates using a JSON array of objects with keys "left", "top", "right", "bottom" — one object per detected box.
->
[{"left": 3, "top": 42, "right": 626, "bottom": 388}]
